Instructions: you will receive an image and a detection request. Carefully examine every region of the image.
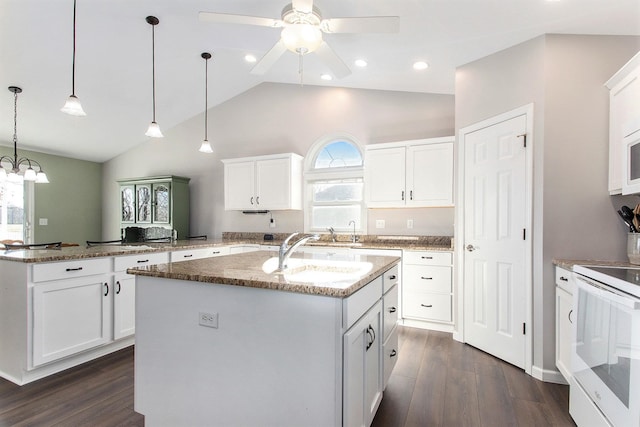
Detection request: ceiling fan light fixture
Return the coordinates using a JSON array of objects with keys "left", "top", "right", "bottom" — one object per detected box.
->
[{"left": 281, "top": 24, "right": 322, "bottom": 54}]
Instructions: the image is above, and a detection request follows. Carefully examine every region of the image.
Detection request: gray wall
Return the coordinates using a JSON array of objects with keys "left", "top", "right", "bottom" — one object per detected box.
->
[
  {"left": 455, "top": 34, "right": 640, "bottom": 375},
  {"left": 0, "top": 146, "right": 102, "bottom": 244},
  {"left": 102, "top": 83, "right": 455, "bottom": 239}
]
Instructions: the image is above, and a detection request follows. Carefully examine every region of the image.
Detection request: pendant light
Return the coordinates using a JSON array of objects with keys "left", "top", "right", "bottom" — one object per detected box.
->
[
  {"left": 145, "top": 16, "right": 163, "bottom": 138},
  {"left": 199, "top": 52, "right": 213, "bottom": 154},
  {"left": 60, "top": 0, "right": 86, "bottom": 116},
  {"left": 0, "top": 87, "right": 49, "bottom": 183}
]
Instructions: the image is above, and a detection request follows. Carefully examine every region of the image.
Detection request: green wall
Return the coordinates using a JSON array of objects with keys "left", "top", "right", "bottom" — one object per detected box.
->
[{"left": 0, "top": 146, "right": 102, "bottom": 244}]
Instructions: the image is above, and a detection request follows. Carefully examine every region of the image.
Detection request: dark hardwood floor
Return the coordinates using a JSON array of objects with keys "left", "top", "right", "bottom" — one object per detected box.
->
[{"left": 0, "top": 327, "right": 574, "bottom": 427}]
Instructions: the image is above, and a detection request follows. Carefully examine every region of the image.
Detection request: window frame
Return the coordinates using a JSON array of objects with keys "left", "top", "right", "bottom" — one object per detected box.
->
[{"left": 304, "top": 135, "right": 367, "bottom": 234}]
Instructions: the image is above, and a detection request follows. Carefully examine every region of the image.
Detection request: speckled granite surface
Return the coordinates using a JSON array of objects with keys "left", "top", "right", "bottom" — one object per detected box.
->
[
  {"left": 0, "top": 233, "right": 453, "bottom": 263},
  {"left": 553, "top": 259, "right": 635, "bottom": 270},
  {"left": 128, "top": 251, "right": 400, "bottom": 298}
]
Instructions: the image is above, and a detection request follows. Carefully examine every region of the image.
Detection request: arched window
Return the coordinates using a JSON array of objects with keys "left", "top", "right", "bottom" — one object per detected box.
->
[{"left": 304, "top": 136, "right": 366, "bottom": 234}]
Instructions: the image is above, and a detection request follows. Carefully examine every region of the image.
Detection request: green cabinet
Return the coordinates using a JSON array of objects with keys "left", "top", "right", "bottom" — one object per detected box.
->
[{"left": 117, "top": 176, "right": 190, "bottom": 239}]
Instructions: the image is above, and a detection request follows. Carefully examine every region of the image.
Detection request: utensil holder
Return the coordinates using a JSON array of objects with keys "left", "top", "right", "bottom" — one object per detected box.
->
[{"left": 627, "top": 233, "right": 640, "bottom": 265}]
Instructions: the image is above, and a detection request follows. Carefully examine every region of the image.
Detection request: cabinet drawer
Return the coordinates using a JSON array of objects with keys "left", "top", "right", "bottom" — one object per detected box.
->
[
  {"left": 114, "top": 252, "right": 169, "bottom": 272},
  {"left": 383, "top": 285, "right": 399, "bottom": 341},
  {"left": 403, "top": 251, "right": 452, "bottom": 266},
  {"left": 170, "top": 246, "right": 230, "bottom": 262},
  {"left": 403, "top": 265, "right": 451, "bottom": 294},
  {"left": 344, "top": 275, "right": 383, "bottom": 329},
  {"left": 383, "top": 264, "right": 399, "bottom": 294},
  {"left": 32, "top": 258, "right": 111, "bottom": 282},
  {"left": 403, "top": 292, "right": 451, "bottom": 322},
  {"left": 383, "top": 326, "right": 399, "bottom": 389},
  {"left": 555, "top": 267, "right": 574, "bottom": 294}
]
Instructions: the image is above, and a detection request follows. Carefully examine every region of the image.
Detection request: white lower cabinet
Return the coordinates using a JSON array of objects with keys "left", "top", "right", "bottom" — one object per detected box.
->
[
  {"left": 32, "top": 273, "right": 111, "bottom": 367},
  {"left": 113, "top": 274, "right": 136, "bottom": 340},
  {"left": 343, "top": 300, "right": 383, "bottom": 427},
  {"left": 555, "top": 266, "right": 574, "bottom": 382}
]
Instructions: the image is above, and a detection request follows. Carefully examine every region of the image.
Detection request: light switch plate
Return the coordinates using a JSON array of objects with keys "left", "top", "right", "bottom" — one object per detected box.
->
[
  {"left": 407, "top": 219, "right": 414, "bottom": 229},
  {"left": 199, "top": 312, "right": 218, "bottom": 328},
  {"left": 39, "top": 218, "right": 48, "bottom": 226}
]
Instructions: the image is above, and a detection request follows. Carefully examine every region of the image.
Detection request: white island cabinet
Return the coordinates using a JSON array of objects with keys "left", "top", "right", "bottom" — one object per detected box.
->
[{"left": 131, "top": 252, "right": 400, "bottom": 427}]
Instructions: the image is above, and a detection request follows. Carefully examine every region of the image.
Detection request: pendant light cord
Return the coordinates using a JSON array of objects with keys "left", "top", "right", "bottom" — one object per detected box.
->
[
  {"left": 13, "top": 89, "right": 18, "bottom": 161},
  {"left": 204, "top": 55, "right": 208, "bottom": 141},
  {"left": 151, "top": 22, "right": 156, "bottom": 122},
  {"left": 71, "top": 0, "right": 77, "bottom": 95}
]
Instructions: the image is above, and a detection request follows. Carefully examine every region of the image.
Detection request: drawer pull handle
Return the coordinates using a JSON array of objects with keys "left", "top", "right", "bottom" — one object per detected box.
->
[
  {"left": 390, "top": 349, "right": 397, "bottom": 358},
  {"left": 65, "top": 267, "right": 83, "bottom": 271},
  {"left": 401, "top": 190, "right": 405, "bottom": 201},
  {"left": 137, "top": 259, "right": 150, "bottom": 263},
  {"left": 421, "top": 256, "right": 433, "bottom": 259},
  {"left": 183, "top": 254, "right": 193, "bottom": 258},
  {"left": 388, "top": 275, "right": 397, "bottom": 280},
  {"left": 421, "top": 304, "right": 433, "bottom": 308},
  {"left": 116, "top": 281, "right": 121, "bottom": 294},
  {"left": 421, "top": 276, "right": 433, "bottom": 280},
  {"left": 389, "top": 307, "right": 397, "bottom": 313},
  {"left": 560, "top": 276, "right": 568, "bottom": 282},
  {"left": 212, "top": 251, "right": 220, "bottom": 254},
  {"left": 104, "top": 283, "right": 109, "bottom": 297},
  {"left": 250, "top": 196, "right": 254, "bottom": 205}
]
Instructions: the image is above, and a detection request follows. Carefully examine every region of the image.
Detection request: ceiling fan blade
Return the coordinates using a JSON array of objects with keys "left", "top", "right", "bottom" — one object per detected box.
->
[
  {"left": 315, "top": 42, "right": 351, "bottom": 79},
  {"left": 198, "top": 12, "right": 282, "bottom": 28},
  {"left": 321, "top": 16, "right": 400, "bottom": 34},
  {"left": 250, "top": 40, "right": 288, "bottom": 75},
  {"left": 292, "top": 0, "right": 314, "bottom": 13}
]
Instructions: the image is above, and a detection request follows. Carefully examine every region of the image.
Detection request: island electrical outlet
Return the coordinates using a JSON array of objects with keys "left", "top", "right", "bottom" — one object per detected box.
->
[{"left": 199, "top": 312, "right": 218, "bottom": 328}]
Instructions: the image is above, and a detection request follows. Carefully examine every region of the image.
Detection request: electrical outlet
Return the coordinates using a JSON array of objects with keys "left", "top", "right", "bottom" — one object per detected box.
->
[
  {"left": 39, "top": 218, "right": 48, "bottom": 226},
  {"left": 375, "top": 219, "right": 385, "bottom": 229},
  {"left": 407, "top": 219, "right": 414, "bottom": 229},
  {"left": 199, "top": 312, "right": 218, "bottom": 328}
]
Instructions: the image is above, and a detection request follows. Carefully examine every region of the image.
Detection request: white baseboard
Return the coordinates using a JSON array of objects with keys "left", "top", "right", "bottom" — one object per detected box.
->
[
  {"left": 531, "top": 365, "right": 568, "bottom": 385},
  {"left": 400, "top": 318, "right": 454, "bottom": 333}
]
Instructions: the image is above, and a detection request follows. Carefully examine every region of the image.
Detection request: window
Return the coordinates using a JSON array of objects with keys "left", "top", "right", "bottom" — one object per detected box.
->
[
  {"left": 0, "top": 177, "right": 32, "bottom": 242},
  {"left": 305, "top": 137, "right": 365, "bottom": 233}
]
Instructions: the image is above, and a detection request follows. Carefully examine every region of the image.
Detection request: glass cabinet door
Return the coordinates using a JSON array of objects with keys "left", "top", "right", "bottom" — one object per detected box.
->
[
  {"left": 120, "top": 185, "right": 135, "bottom": 223},
  {"left": 153, "top": 183, "right": 171, "bottom": 224},
  {"left": 136, "top": 185, "right": 152, "bottom": 223}
]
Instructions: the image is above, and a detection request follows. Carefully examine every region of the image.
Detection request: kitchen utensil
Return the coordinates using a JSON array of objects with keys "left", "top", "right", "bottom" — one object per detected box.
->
[
  {"left": 621, "top": 206, "right": 637, "bottom": 231},
  {"left": 618, "top": 209, "right": 636, "bottom": 232}
]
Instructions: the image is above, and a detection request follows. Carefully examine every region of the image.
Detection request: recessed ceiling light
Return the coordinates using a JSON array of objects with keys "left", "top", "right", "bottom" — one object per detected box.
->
[
  {"left": 413, "top": 61, "right": 429, "bottom": 71},
  {"left": 354, "top": 59, "right": 367, "bottom": 68},
  {"left": 320, "top": 74, "right": 333, "bottom": 81},
  {"left": 245, "top": 54, "right": 257, "bottom": 63}
]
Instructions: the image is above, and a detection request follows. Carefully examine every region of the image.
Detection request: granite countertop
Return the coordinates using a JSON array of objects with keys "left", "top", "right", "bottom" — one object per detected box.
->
[
  {"left": 0, "top": 233, "right": 453, "bottom": 263},
  {"left": 553, "top": 259, "right": 636, "bottom": 270},
  {"left": 127, "top": 251, "right": 401, "bottom": 298}
]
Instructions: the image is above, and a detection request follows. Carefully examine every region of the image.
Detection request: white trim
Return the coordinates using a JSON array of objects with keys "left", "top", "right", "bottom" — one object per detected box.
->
[
  {"left": 455, "top": 103, "right": 534, "bottom": 376},
  {"left": 531, "top": 365, "right": 568, "bottom": 385}
]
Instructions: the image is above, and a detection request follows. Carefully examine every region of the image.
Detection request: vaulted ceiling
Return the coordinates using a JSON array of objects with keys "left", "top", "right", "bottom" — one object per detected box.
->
[{"left": 1, "top": 0, "right": 639, "bottom": 162}]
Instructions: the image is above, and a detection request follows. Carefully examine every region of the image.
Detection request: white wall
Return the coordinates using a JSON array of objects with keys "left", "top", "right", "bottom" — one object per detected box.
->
[
  {"left": 102, "top": 83, "right": 455, "bottom": 239},
  {"left": 455, "top": 34, "right": 640, "bottom": 375}
]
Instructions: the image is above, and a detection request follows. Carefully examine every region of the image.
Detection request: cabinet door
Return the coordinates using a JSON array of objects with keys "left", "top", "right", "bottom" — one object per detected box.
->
[
  {"left": 114, "top": 275, "right": 136, "bottom": 340},
  {"left": 365, "top": 147, "right": 406, "bottom": 207},
  {"left": 255, "top": 157, "right": 294, "bottom": 210},
  {"left": 343, "top": 301, "right": 383, "bottom": 427},
  {"left": 406, "top": 142, "right": 454, "bottom": 207},
  {"left": 556, "top": 286, "right": 573, "bottom": 381},
  {"left": 32, "top": 275, "right": 110, "bottom": 366},
  {"left": 152, "top": 182, "right": 171, "bottom": 224},
  {"left": 136, "top": 184, "right": 152, "bottom": 223},
  {"left": 120, "top": 185, "right": 135, "bottom": 223},
  {"left": 224, "top": 161, "right": 256, "bottom": 210}
]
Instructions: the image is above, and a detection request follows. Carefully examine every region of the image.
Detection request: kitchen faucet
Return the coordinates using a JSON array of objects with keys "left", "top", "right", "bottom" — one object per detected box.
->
[
  {"left": 278, "top": 232, "right": 320, "bottom": 271},
  {"left": 327, "top": 227, "right": 336, "bottom": 242},
  {"left": 348, "top": 220, "right": 358, "bottom": 243}
]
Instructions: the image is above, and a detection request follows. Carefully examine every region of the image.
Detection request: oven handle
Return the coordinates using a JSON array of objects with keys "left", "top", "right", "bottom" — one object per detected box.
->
[{"left": 576, "top": 275, "right": 640, "bottom": 309}]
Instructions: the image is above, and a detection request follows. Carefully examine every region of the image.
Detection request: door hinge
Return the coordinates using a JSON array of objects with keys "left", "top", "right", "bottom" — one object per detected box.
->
[
  {"left": 517, "top": 133, "right": 527, "bottom": 147},
  {"left": 523, "top": 323, "right": 526, "bottom": 335},
  {"left": 523, "top": 228, "right": 526, "bottom": 240}
]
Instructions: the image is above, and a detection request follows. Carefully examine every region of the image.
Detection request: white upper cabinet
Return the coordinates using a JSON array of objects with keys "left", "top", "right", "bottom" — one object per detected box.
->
[
  {"left": 365, "top": 137, "right": 454, "bottom": 208},
  {"left": 222, "top": 153, "right": 303, "bottom": 210},
  {"left": 606, "top": 51, "right": 640, "bottom": 195}
]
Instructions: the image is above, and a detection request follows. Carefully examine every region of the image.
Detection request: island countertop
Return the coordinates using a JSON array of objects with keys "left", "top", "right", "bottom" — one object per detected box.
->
[{"left": 127, "top": 250, "right": 400, "bottom": 298}]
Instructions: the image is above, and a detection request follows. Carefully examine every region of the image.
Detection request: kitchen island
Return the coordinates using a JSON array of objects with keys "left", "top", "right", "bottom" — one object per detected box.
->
[{"left": 128, "top": 250, "right": 400, "bottom": 427}]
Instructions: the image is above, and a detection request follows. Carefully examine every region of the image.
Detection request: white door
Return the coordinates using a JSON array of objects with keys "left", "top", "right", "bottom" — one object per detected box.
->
[{"left": 462, "top": 113, "right": 529, "bottom": 369}]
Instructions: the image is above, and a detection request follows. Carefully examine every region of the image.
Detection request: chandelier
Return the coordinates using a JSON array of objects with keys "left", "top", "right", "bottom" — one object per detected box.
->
[{"left": 0, "top": 86, "right": 49, "bottom": 183}]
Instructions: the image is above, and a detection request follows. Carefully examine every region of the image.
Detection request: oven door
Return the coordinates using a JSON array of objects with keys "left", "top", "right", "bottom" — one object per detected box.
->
[{"left": 573, "top": 274, "right": 640, "bottom": 427}]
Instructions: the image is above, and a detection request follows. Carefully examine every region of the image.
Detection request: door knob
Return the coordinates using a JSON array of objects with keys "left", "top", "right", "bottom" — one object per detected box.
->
[{"left": 466, "top": 244, "right": 476, "bottom": 252}]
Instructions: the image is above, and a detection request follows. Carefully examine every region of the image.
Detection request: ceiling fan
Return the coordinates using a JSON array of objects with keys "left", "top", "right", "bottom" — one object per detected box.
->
[{"left": 199, "top": 0, "right": 399, "bottom": 79}]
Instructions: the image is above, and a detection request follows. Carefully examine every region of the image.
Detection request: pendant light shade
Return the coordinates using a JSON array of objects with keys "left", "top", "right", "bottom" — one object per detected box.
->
[
  {"left": 145, "top": 16, "right": 163, "bottom": 138},
  {"left": 61, "top": 0, "right": 86, "bottom": 116},
  {"left": 0, "top": 87, "right": 49, "bottom": 184},
  {"left": 199, "top": 52, "right": 213, "bottom": 154}
]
